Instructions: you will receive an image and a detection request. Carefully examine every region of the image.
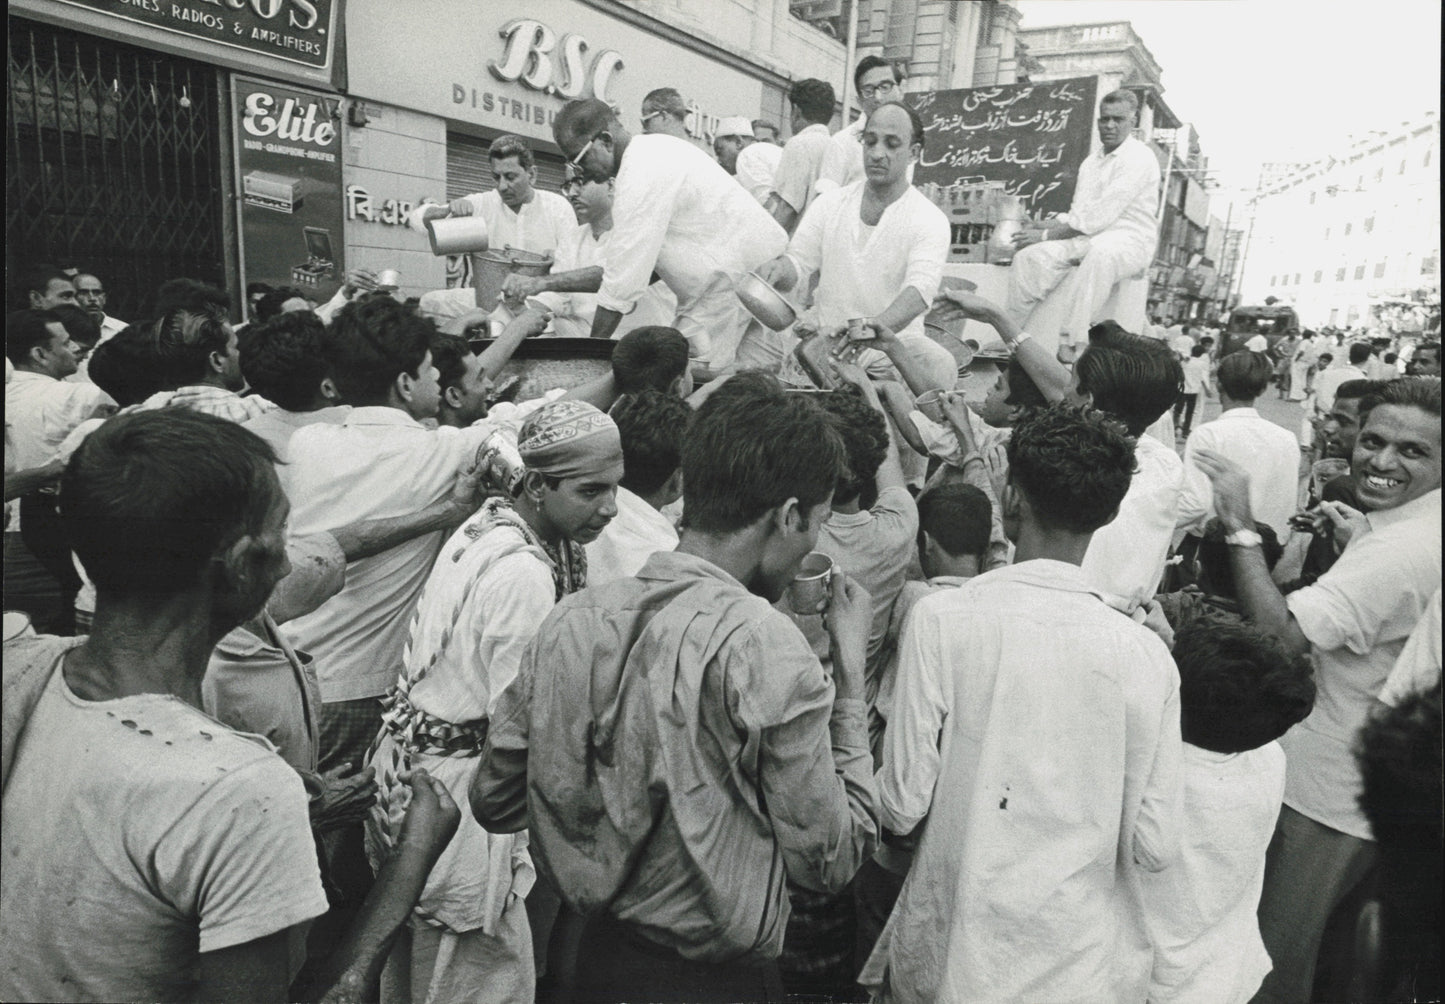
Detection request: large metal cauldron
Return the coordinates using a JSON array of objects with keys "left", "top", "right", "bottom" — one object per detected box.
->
[{"left": 466, "top": 336, "right": 614, "bottom": 403}]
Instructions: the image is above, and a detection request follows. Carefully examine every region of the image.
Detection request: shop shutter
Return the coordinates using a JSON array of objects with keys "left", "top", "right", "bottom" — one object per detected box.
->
[{"left": 447, "top": 131, "right": 567, "bottom": 199}]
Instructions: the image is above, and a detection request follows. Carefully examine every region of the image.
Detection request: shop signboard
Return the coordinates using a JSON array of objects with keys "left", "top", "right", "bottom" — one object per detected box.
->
[
  {"left": 344, "top": 0, "right": 767, "bottom": 147},
  {"left": 232, "top": 75, "right": 345, "bottom": 309},
  {"left": 13, "top": 0, "right": 338, "bottom": 86},
  {"left": 910, "top": 76, "right": 1099, "bottom": 218}
]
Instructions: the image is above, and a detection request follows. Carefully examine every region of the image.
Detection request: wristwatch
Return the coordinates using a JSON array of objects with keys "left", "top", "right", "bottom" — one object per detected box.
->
[
  {"left": 1224, "top": 528, "right": 1263, "bottom": 548},
  {"left": 1007, "top": 331, "right": 1033, "bottom": 349}
]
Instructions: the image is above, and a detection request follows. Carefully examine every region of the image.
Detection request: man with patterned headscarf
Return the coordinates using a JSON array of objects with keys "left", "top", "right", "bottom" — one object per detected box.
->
[{"left": 365, "top": 400, "right": 623, "bottom": 1004}]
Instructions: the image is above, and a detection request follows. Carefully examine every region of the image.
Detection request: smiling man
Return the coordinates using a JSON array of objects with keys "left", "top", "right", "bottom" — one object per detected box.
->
[
  {"left": 1194, "top": 376, "right": 1442, "bottom": 1004},
  {"left": 1004, "top": 89, "right": 1160, "bottom": 349}
]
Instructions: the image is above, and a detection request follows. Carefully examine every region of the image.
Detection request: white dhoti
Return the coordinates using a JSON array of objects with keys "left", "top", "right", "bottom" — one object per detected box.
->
[
  {"left": 1006, "top": 232, "right": 1155, "bottom": 341},
  {"left": 1288, "top": 361, "right": 1310, "bottom": 401}
]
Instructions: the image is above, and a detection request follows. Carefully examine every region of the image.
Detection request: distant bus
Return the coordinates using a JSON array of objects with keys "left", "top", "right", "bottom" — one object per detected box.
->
[{"left": 1222, "top": 305, "right": 1301, "bottom": 357}]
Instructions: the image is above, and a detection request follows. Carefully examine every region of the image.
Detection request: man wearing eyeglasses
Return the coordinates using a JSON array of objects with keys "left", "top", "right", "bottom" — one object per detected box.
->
[
  {"left": 640, "top": 88, "right": 691, "bottom": 141},
  {"left": 552, "top": 98, "right": 787, "bottom": 370},
  {"left": 72, "top": 274, "right": 126, "bottom": 342},
  {"left": 815, "top": 56, "right": 904, "bottom": 196}
]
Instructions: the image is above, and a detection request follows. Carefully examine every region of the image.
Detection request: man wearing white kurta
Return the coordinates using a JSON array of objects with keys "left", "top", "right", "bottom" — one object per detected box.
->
[
  {"left": 501, "top": 167, "right": 674, "bottom": 340},
  {"left": 815, "top": 55, "right": 904, "bottom": 196},
  {"left": 758, "top": 102, "right": 956, "bottom": 389},
  {"left": 411, "top": 135, "right": 575, "bottom": 323},
  {"left": 553, "top": 100, "right": 787, "bottom": 370},
  {"left": 1006, "top": 89, "right": 1160, "bottom": 346},
  {"left": 714, "top": 116, "right": 781, "bottom": 206},
  {"left": 861, "top": 406, "right": 1181, "bottom": 1004}
]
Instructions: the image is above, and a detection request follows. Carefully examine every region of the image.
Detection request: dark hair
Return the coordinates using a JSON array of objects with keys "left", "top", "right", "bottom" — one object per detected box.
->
[
  {"left": 241, "top": 311, "right": 330, "bottom": 411},
  {"left": 1384, "top": 352, "right": 1398, "bottom": 364},
  {"left": 154, "top": 278, "right": 229, "bottom": 318},
  {"left": 253, "top": 287, "right": 308, "bottom": 321},
  {"left": 1193, "top": 518, "right": 1284, "bottom": 599},
  {"left": 1100, "top": 88, "right": 1140, "bottom": 117},
  {"left": 1005, "top": 405, "right": 1135, "bottom": 534},
  {"left": 789, "top": 78, "right": 835, "bottom": 124},
  {"left": 1317, "top": 352, "right": 1334, "bottom": 366},
  {"left": 61, "top": 409, "right": 278, "bottom": 596},
  {"left": 1348, "top": 341, "right": 1373, "bottom": 366},
  {"left": 1004, "top": 356, "right": 1049, "bottom": 409},
  {"left": 554, "top": 99, "right": 615, "bottom": 154},
  {"left": 866, "top": 100, "right": 926, "bottom": 152},
  {"left": 612, "top": 326, "right": 689, "bottom": 395},
  {"left": 1335, "top": 378, "right": 1387, "bottom": 404},
  {"left": 1357, "top": 681, "right": 1442, "bottom": 850},
  {"left": 428, "top": 333, "right": 474, "bottom": 398},
  {"left": 1075, "top": 321, "right": 1184, "bottom": 436},
  {"left": 1216, "top": 350, "right": 1274, "bottom": 401},
  {"left": 51, "top": 304, "right": 102, "bottom": 349},
  {"left": 1190, "top": 344, "right": 1208, "bottom": 358},
  {"left": 325, "top": 297, "right": 434, "bottom": 405},
  {"left": 641, "top": 87, "right": 687, "bottom": 122},
  {"left": 1198, "top": 335, "right": 1215, "bottom": 348},
  {"left": 86, "top": 323, "right": 170, "bottom": 406},
  {"left": 818, "top": 388, "right": 887, "bottom": 508},
  {"left": 612, "top": 390, "right": 691, "bottom": 497},
  {"left": 5, "top": 309, "right": 65, "bottom": 366},
  {"left": 1360, "top": 375, "right": 1442, "bottom": 421},
  {"left": 680, "top": 372, "right": 844, "bottom": 533},
  {"left": 488, "top": 134, "right": 534, "bottom": 170},
  {"left": 246, "top": 282, "right": 275, "bottom": 299},
  {"left": 15, "top": 266, "right": 72, "bottom": 308},
  {"left": 1173, "top": 620, "right": 1316, "bottom": 754},
  {"left": 918, "top": 482, "right": 991, "bottom": 557},
  {"left": 1413, "top": 340, "right": 1440, "bottom": 359},
  {"left": 853, "top": 54, "right": 900, "bottom": 91},
  {"left": 149, "top": 307, "right": 232, "bottom": 387}
]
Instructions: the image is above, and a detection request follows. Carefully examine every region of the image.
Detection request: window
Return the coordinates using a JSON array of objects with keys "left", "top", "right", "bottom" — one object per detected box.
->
[
  {"left": 1426, "top": 148, "right": 1433, "bottom": 168},
  {"left": 1398, "top": 159, "right": 1407, "bottom": 175},
  {"left": 1335, "top": 267, "right": 1347, "bottom": 282},
  {"left": 1294, "top": 273, "right": 1302, "bottom": 285},
  {"left": 1354, "top": 265, "right": 1366, "bottom": 280},
  {"left": 1309, "top": 191, "right": 1317, "bottom": 204},
  {"left": 1344, "top": 222, "right": 1353, "bottom": 236},
  {"left": 1270, "top": 275, "right": 1277, "bottom": 287},
  {"left": 1324, "top": 226, "right": 1331, "bottom": 239},
  {"left": 1424, "top": 255, "right": 1440, "bottom": 276},
  {"left": 1364, "top": 217, "right": 1374, "bottom": 233},
  {"left": 1314, "top": 270, "right": 1324, "bottom": 283},
  {"left": 1374, "top": 167, "right": 1384, "bottom": 183},
  {"left": 1374, "top": 260, "right": 1388, "bottom": 278}
]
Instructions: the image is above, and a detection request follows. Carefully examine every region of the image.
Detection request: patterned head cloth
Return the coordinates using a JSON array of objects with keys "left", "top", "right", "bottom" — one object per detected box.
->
[{"left": 518, "top": 400, "right": 624, "bottom": 481}]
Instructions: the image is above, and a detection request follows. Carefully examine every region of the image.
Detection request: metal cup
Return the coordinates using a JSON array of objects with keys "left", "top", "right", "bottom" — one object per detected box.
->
[
  {"left": 376, "top": 268, "right": 401, "bottom": 291},
  {"left": 786, "top": 552, "right": 834, "bottom": 615},
  {"left": 915, "top": 389, "right": 947, "bottom": 422}
]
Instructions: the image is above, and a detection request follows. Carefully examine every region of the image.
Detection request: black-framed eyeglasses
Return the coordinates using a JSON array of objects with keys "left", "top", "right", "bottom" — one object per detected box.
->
[
  {"left": 859, "top": 80, "right": 897, "bottom": 100},
  {"left": 569, "top": 130, "right": 607, "bottom": 168}
]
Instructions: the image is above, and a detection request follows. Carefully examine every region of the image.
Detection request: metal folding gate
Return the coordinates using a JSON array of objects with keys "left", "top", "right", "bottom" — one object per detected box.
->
[{"left": 7, "top": 17, "right": 227, "bottom": 321}]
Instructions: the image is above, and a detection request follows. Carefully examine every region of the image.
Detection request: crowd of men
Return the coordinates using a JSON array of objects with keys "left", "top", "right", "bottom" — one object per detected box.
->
[{"left": 3, "top": 53, "right": 1441, "bottom": 1004}]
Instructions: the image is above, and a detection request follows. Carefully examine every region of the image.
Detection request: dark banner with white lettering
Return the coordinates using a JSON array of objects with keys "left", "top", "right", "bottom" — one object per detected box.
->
[
  {"left": 232, "top": 75, "right": 344, "bottom": 311},
  {"left": 54, "top": 0, "right": 335, "bottom": 68},
  {"left": 910, "top": 76, "right": 1099, "bottom": 217}
]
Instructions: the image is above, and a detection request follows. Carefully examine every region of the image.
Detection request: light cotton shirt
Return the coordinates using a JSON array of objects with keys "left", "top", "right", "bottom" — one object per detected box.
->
[
  {"left": 473, "top": 549, "right": 878, "bottom": 965},
  {"left": 816, "top": 116, "right": 866, "bottom": 194},
  {"left": 283, "top": 407, "right": 498, "bottom": 702},
  {"left": 1179, "top": 407, "right": 1303, "bottom": 540},
  {"left": 240, "top": 404, "right": 351, "bottom": 463},
  {"left": 1182, "top": 355, "right": 1212, "bottom": 394},
  {"left": 735, "top": 140, "right": 783, "bottom": 204},
  {"left": 771, "top": 122, "right": 833, "bottom": 215},
  {"left": 598, "top": 133, "right": 787, "bottom": 360},
  {"left": 1138, "top": 742, "right": 1286, "bottom": 1004},
  {"left": 584, "top": 485, "right": 678, "bottom": 586},
  {"left": 458, "top": 188, "right": 575, "bottom": 258},
  {"left": 0, "top": 655, "right": 327, "bottom": 1003},
  {"left": 1311, "top": 364, "right": 1368, "bottom": 413},
  {"left": 1058, "top": 134, "right": 1160, "bottom": 253},
  {"left": 863, "top": 559, "right": 1182, "bottom": 1004},
  {"left": 1082, "top": 432, "right": 1186, "bottom": 613},
  {"left": 786, "top": 181, "right": 948, "bottom": 342},
  {"left": 1378, "top": 586, "right": 1441, "bottom": 706},
  {"left": 533, "top": 223, "right": 675, "bottom": 340},
  {"left": 4, "top": 369, "right": 114, "bottom": 469},
  {"left": 1282, "top": 488, "right": 1442, "bottom": 839}
]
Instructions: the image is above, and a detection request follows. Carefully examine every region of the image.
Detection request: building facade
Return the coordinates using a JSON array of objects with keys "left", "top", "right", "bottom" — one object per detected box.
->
[{"left": 1238, "top": 113, "right": 1440, "bottom": 331}]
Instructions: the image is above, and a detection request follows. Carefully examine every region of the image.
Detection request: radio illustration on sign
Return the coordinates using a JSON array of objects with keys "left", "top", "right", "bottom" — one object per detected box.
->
[
  {"left": 292, "top": 227, "right": 335, "bottom": 286},
  {"left": 243, "top": 169, "right": 305, "bottom": 213}
]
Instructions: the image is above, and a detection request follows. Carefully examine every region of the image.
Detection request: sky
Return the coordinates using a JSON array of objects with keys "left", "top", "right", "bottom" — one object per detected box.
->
[{"left": 1014, "top": 0, "right": 1442, "bottom": 206}]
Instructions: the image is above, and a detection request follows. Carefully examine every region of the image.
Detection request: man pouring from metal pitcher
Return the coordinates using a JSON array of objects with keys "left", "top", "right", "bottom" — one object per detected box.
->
[
  {"left": 551, "top": 98, "right": 788, "bottom": 372},
  {"left": 1003, "top": 89, "right": 1160, "bottom": 360}
]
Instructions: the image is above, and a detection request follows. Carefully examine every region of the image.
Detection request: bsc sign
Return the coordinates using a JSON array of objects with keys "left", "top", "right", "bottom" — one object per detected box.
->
[{"left": 489, "top": 18, "right": 624, "bottom": 103}]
